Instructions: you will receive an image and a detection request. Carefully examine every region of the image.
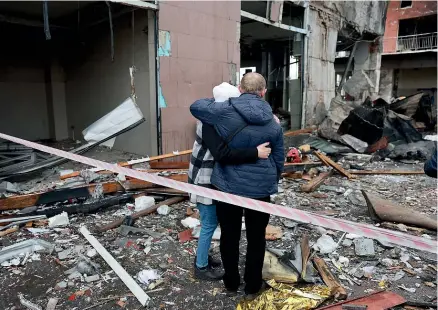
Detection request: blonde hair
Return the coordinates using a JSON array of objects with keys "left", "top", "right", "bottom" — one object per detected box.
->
[{"left": 240, "top": 72, "right": 266, "bottom": 94}]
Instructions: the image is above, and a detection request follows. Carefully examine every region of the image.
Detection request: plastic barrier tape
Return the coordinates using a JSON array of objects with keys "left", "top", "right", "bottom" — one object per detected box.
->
[{"left": 0, "top": 133, "right": 435, "bottom": 253}]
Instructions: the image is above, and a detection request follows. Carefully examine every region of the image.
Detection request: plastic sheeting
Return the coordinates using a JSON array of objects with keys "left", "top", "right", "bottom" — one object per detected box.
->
[{"left": 82, "top": 97, "right": 144, "bottom": 148}]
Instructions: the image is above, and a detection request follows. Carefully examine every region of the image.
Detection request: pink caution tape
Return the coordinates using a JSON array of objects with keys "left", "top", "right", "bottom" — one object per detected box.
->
[{"left": 0, "top": 132, "right": 436, "bottom": 253}]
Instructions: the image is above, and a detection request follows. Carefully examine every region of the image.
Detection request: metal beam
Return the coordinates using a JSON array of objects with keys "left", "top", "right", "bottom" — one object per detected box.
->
[
  {"left": 109, "top": 0, "right": 158, "bottom": 10},
  {"left": 241, "top": 10, "right": 307, "bottom": 35}
]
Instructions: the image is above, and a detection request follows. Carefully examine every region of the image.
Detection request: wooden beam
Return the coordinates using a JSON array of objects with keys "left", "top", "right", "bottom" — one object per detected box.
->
[
  {"left": 314, "top": 151, "right": 354, "bottom": 179},
  {"left": 60, "top": 150, "right": 193, "bottom": 180},
  {"left": 149, "top": 161, "right": 190, "bottom": 169},
  {"left": 300, "top": 171, "right": 333, "bottom": 193},
  {"left": 80, "top": 226, "right": 151, "bottom": 306},
  {"left": 0, "top": 174, "right": 188, "bottom": 211},
  {"left": 350, "top": 170, "right": 424, "bottom": 175},
  {"left": 283, "top": 127, "right": 315, "bottom": 137},
  {"left": 313, "top": 256, "right": 347, "bottom": 300},
  {"left": 96, "top": 196, "right": 185, "bottom": 232}
]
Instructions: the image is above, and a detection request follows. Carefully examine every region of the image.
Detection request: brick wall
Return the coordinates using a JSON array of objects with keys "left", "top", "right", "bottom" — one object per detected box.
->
[
  {"left": 157, "top": 1, "right": 240, "bottom": 155},
  {"left": 383, "top": 1, "right": 437, "bottom": 53}
]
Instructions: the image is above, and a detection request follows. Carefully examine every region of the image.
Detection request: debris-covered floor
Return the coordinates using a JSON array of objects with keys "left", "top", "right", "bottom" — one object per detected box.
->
[{"left": 0, "top": 144, "right": 436, "bottom": 310}]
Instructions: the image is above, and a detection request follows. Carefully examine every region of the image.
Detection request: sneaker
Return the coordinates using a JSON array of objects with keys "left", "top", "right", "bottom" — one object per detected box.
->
[
  {"left": 208, "top": 255, "right": 222, "bottom": 268},
  {"left": 194, "top": 265, "right": 224, "bottom": 281},
  {"left": 193, "top": 255, "right": 222, "bottom": 268}
]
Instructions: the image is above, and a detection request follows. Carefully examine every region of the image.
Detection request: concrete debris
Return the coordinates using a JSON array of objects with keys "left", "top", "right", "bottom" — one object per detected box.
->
[
  {"left": 86, "top": 249, "right": 97, "bottom": 258},
  {"left": 391, "top": 271, "right": 405, "bottom": 281},
  {"left": 282, "top": 219, "right": 299, "bottom": 229},
  {"left": 157, "top": 204, "right": 170, "bottom": 215},
  {"left": 45, "top": 298, "right": 58, "bottom": 310},
  {"left": 18, "top": 293, "right": 42, "bottom": 310},
  {"left": 55, "top": 281, "right": 68, "bottom": 290},
  {"left": 341, "top": 134, "right": 368, "bottom": 153},
  {"left": 134, "top": 196, "right": 155, "bottom": 212},
  {"left": 354, "top": 238, "right": 375, "bottom": 257},
  {"left": 48, "top": 212, "right": 70, "bottom": 227},
  {"left": 380, "top": 258, "right": 395, "bottom": 267},
  {"left": 0, "top": 239, "right": 54, "bottom": 264},
  {"left": 58, "top": 248, "right": 73, "bottom": 260},
  {"left": 137, "top": 269, "right": 160, "bottom": 285},
  {"left": 85, "top": 274, "right": 100, "bottom": 283},
  {"left": 80, "top": 170, "right": 101, "bottom": 184},
  {"left": 181, "top": 217, "right": 200, "bottom": 229},
  {"left": 338, "top": 256, "right": 350, "bottom": 267},
  {"left": 0, "top": 181, "right": 20, "bottom": 194},
  {"left": 65, "top": 256, "right": 100, "bottom": 276},
  {"left": 398, "top": 284, "right": 416, "bottom": 293},
  {"left": 313, "top": 235, "right": 338, "bottom": 254},
  {"left": 362, "top": 266, "right": 375, "bottom": 278},
  {"left": 192, "top": 226, "right": 221, "bottom": 240}
]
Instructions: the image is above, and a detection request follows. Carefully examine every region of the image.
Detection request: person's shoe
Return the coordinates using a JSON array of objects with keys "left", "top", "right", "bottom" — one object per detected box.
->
[
  {"left": 208, "top": 255, "right": 222, "bottom": 268},
  {"left": 244, "top": 281, "right": 269, "bottom": 300},
  {"left": 194, "top": 265, "right": 224, "bottom": 281}
]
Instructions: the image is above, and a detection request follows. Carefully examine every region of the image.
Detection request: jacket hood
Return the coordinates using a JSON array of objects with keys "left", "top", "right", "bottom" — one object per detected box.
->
[{"left": 230, "top": 93, "right": 273, "bottom": 125}]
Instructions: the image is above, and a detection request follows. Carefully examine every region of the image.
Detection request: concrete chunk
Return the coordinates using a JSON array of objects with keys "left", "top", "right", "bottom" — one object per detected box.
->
[{"left": 354, "top": 238, "right": 375, "bottom": 256}]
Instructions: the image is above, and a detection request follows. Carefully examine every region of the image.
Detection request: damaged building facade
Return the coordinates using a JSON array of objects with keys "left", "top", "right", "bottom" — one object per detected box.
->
[
  {"left": 381, "top": 0, "right": 437, "bottom": 101},
  {"left": 0, "top": 1, "right": 390, "bottom": 156}
]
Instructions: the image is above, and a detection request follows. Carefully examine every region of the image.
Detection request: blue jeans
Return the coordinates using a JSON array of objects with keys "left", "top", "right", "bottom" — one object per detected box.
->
[{"left": 196, "top": 203, "right": 218, "bottom": 268}]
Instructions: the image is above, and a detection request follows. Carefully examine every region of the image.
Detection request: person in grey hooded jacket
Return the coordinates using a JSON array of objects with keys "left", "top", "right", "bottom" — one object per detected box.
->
[{"left": 190, "top": 73, "right": 284, "bottom": 297}]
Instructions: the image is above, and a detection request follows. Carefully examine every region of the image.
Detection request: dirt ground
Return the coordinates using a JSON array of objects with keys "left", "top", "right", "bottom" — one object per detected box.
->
[{"left": 0, "top": 146, "right": 436, "bottom": 310}]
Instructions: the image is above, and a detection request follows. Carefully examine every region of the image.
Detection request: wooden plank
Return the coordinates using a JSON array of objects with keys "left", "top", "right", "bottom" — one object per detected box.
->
[
  {"left": 0, "top": 175, "right": 188, "bottom": 211},
  {"left": 0, "top": 226, "right": 19, "bottom": 237},
  {"left": 314, "top": 151, "right": 354, "bottom": 179},
  {"left": 283, "top": 127, "right": 315, "bottom": 137},
  {"left": 96, "top": 196, "right": 185, "bottom": 232},
  {"left": 300, "top": 171, "right": 333, "bottom": 193},
  {"left": 313, "top": 256, "right": 347, "bottom": 300},
  {"left": 60, "top": 150, "right": 193, "bottom": 180},
  {"left": 80, "top": 226, "right": 150, "bottom": 306},
  {"left": 149, "top": 161, "right": 190, "bottom": 169},
  {"left": 350, "top": 170, "right": 424, "bottom": 175},
  {"left": 142, "top": 188, "right": 188, "bottom": 196}
]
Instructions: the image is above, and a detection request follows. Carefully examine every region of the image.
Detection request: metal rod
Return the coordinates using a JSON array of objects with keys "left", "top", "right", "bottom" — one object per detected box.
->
[
  {"left": 105, "top": 1, "right": 115, "bottom": 62},
  {"left": 336, "top": 39, "right": 360, "bottom": 94},
  {"left": 42, "top": 1, "right": 51, "bottom": 40}
]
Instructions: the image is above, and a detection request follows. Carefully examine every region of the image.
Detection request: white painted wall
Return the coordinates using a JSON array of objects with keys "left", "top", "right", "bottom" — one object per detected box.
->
[{"left": 65, "top": 10, "right": 154, "bottom": 155}]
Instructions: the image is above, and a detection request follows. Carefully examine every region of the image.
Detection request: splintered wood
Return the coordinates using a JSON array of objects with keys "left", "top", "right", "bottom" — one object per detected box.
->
[
  {"left": 301, "top": 171, "right": 333, "bottom": 193},
  {"left": 313, "top": 257, "right": 347, "bottom": 300},
  {"left": 314, "top": 151, "right": 354, "bottom": 179}
]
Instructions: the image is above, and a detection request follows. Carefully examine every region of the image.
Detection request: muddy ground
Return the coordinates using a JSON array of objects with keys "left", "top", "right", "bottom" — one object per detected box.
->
[{"left": 0, "top": 146, "right": 436, "bottom": 310}]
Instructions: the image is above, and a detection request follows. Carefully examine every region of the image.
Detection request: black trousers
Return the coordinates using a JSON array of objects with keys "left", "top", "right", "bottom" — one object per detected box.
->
[{"left": 215, "top": 196, "right": 270, "bottom": 294}]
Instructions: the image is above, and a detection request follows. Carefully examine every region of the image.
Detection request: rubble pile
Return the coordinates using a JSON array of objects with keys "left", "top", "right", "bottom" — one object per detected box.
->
[{"left": 0, "top": 95, "right": 436, "bottom": 309}]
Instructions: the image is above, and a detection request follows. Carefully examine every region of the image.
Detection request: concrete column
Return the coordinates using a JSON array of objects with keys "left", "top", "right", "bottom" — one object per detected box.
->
[
  {"left": 379, "top": 69, "right": 394, "bottom": 103},
  {"left": 304, "top": 9, "right": 337, "bottom": 126},
  {"left": 147, "top": 10, "right": 159, "bottom": 155},
  {"left": 47, "top": 60, "right": 69, "bottom": 141}
]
